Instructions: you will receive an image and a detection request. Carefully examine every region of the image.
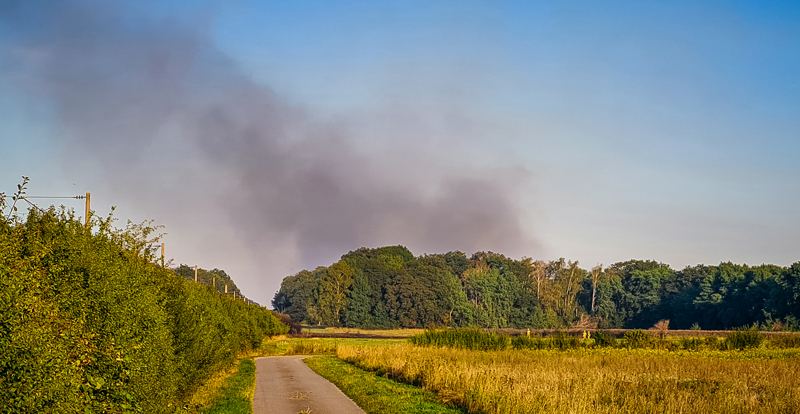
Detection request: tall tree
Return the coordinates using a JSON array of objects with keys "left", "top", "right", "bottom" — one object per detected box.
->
[
  {"left": 315, "top": 260, "right": 354, "bottom": 326},
  {"left": 590, "top": 264, "right": 603, "bottom": 314}
]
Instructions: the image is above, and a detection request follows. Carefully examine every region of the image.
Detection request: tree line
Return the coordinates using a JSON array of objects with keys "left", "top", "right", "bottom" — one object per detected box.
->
[
  {"left": 273, "top": 245, "right": 800, "bottom": 331},
  {"left": 0, "top": 201, "right": 287, "bottom": 413}
]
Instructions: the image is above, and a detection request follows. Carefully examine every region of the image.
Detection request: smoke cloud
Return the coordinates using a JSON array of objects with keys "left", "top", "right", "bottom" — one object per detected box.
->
[{"left": 1, "top": 0, "right": 538, "bottom": 302}]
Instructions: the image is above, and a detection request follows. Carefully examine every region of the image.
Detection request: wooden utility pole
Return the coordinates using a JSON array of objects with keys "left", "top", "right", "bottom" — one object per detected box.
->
[
  {"left": 213, "top": 277, "right": 216, "bottom": 289},
  {"left": 194, "top": 265, "right": 198, "bottom": 282},
  {"left": 160, "top": 243, "right": 165, "bottom": 267},
  {"left": 84, "top": 192, "right": 91, "bottom": 227},
  {"left": 225, "top": 284, "right": 228, "bottom": 294}
]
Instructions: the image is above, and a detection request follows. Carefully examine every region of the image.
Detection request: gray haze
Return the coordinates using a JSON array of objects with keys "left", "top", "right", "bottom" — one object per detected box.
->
[{"left": 0, "top": 1, "right": 538, "bottom": 302}]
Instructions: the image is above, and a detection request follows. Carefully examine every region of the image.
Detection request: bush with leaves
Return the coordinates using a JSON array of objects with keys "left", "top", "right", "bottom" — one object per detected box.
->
[
  {"left": 0, "top": 201, "right": 287, "bottom": 413},
  {"left": 723, "top": 328, "right": 764, "bottom": 350},
  {"left": 623, "top": 329, "right": 654, "bottom": 349},
  {"left": 592, "top": 331, "right": 617, "bottom": 348}
]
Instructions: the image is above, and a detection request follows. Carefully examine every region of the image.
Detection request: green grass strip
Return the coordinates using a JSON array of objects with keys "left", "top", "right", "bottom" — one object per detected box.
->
[
  {"left": 202, "top": 358, "right": 256, "bottom": 414},
  {"left": 304, "top": 356, "right": 464, "bottom": 414}
]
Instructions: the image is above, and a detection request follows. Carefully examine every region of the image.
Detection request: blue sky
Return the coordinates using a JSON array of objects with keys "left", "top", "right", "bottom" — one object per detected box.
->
[{"left": 1, "top": 0, "right": 799, "bottom": 305}]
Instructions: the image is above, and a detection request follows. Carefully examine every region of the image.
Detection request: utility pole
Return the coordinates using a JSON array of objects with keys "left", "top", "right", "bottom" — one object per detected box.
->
[
  {"left": 194, "top": 265, "right": 198, "bottom": 282},
  {"left": 225, "top": 284, "right": 228, "bottom": 294},
  {"left": 213, "top": 277, "right": 216, "bottom": 290},
  {"left": 84, "top": 192, "right": 91, "bottom": 227},
  {"left": 160, "top": 243, "right": 165, "bottom": 267}
]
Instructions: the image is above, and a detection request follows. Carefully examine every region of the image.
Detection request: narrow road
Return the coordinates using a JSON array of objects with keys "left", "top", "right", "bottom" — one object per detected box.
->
[{"left": 252, "top": 356, "right": 366, "bottom": 414}]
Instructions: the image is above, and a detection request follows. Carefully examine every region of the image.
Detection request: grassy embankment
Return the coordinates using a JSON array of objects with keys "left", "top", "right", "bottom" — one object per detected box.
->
[{"left": 188, "top": 358, "right": 256, "bottom": 414}]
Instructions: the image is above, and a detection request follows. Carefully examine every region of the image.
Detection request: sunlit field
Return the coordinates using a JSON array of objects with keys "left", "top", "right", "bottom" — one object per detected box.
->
[{"left": 336, "top": 342, "right": 800, "bottom": 414}]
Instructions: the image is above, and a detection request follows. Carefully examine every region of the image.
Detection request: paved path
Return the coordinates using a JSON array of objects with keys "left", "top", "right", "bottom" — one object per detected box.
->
[{"left": 252, "top": 356, "right": 366, "bottom": 414}]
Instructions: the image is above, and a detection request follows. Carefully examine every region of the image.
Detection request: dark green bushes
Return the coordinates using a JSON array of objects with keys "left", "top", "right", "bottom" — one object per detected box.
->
[
  {"left": 409, "top": 328, "right": 510, "bottom": 351},
  {"left": 0, "top": 208, "right": 287, "bottom": 413},
  {"left": 592, "top": 331, "right": 617, "bottom": 348},
  {"left": 511, "top": 336, "right": 548, "bottom": 350},
  {"left": 723, "top": 329, "right": 764, "bottom": 350},
  {"left": 624, "top": 329, "right": 654, "bottom": 349},
  {"left": 769, "top": 334, "right": 800, "bottom": 349}
]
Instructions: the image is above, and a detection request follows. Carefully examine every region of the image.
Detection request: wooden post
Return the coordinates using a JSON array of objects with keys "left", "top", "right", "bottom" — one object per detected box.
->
[
  {"left": 213, "top": 277, "right": 216, "bottom": 289},
  {"left": 225, "top": 284, "right": 228, "bottom": 294},
  {"left": 194, "top": 265, "right": 198, "bottom": 282},
  {"left": 84, "top": 192, "right": 91, "bottom": 227},
  {"left": 161, "top": 243, "right": 165, "bottom": 267}
]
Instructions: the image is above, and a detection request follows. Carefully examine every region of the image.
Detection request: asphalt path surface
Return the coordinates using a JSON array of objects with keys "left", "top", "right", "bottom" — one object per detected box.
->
[{"left": 253, "top": 356, "right": 366, "bottom": 414}]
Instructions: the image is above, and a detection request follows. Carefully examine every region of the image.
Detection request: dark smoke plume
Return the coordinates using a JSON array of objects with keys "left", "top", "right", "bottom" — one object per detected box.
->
[{"left": 1, "top": 0, "right": 538, "bottom": 298}]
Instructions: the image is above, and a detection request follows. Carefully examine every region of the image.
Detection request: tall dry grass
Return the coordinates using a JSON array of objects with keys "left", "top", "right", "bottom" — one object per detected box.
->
[{"left": 337, "top": 344, "right": 800, "bottom": 414}]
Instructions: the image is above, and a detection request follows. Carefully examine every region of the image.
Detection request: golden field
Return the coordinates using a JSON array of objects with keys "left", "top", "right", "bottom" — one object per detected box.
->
[{"left": 336, "top": 343, "right": 800, "bottom": 414}]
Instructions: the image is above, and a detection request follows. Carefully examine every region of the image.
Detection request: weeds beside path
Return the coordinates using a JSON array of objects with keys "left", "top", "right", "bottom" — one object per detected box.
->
[
  {"left": 200, "top": 358, "right": 256, "bottom": 414},
  {"left": 305, "top": 356, "right": 465, "bottom": 414}
]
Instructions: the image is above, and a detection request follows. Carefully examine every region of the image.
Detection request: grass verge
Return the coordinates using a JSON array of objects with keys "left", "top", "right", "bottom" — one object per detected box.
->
[
  {"left": 200, "top": 358, "right": 256, "bottom": 414},
  {"left": 304, "top": 356, "right": 464, "bottom": 414}
]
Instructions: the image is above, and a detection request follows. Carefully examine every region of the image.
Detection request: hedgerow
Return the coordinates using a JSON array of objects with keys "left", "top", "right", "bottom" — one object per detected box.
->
[{"left": 0, "top": 206, "right": 287, "bottom": 413}]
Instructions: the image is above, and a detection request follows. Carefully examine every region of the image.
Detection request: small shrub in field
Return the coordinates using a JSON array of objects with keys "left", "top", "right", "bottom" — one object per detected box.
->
[
  {"left": 680, "top": 338, "right": 704, "bottom": 351},
  {"left": 551, "top": 332, "right": 580, "bottom": 350},
  {"left": 409, "top": 328, "right": 510, "bottom": 351},
  {"left": 593, "top": 331, "right": 617, "bottom": 348},
  {"left": 650, "top": 319, "right": 670, "bottom": 339},
  {"left": 624, "top": 329, "right": 654, "bottom": 349},
  {"left": 769, "top": 334, "right": 800, "bottom": 349},
  {"left": 273, "top": 312, "right": 302, "bottom": 334},
  {"left": 511, "top": 336, "right": 548, "bottom": 350},
  {"left": 705, "top": 336, "right": 720, "bottom": 350},
  {"left": 652, "top": 339, "right": 678, "bottom": 351},
  {"left": 724, "top": 329, "right": 764, "bottom": 350},
  {"left": 690, "top": 322, "right": 701, "bottom": 330}
]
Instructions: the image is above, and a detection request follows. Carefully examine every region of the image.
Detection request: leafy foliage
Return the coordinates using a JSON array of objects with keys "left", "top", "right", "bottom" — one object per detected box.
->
[
  {"left": 409, "top": 328, "right": 510, "bottom": 351},
  {"left": 624, "top": 329, "right": 654, "bottom": 349},
  {"left": 274, "top": 245, "right": 800, "bottom": 331},
  {"left": 0, "top": 203, "right": 287, "bottom": 413},
  {"left": 724, "top": 328, "right": 764, "bottom": 350}
]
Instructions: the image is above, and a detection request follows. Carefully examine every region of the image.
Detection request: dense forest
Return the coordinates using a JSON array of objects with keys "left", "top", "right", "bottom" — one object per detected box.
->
[
  {"left": 1, "top": 180, "right": 287, "bottom": 413},
  {"left": 273, "top": 245, "right": 800, "bottom": 331}
]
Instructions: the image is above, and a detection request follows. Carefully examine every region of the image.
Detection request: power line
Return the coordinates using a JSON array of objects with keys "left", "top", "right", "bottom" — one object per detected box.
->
[{"left": 23, "top": 195, "right": 86, "bottom": 199}]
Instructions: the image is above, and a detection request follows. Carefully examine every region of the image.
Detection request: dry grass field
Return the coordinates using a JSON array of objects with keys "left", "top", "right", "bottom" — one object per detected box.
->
[{"left": 337, "top": 343, "right": 800, "bottom": 414}]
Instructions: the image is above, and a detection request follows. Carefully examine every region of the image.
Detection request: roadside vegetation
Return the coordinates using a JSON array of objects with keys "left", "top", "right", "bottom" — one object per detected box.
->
[
  {"left": 305, "top": 356, "right": 464, "bottom": 414},
  {"left": 199, "top": 358, "right": 256, "bottom": 414},
  {"left": 0, "top": 178, "right": 287, "bottom": 413}
]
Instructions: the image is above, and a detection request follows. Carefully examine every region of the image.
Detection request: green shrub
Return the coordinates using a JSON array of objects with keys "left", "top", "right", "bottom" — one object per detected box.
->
[
  {"left": 0, "top": 207, "right": 288, "bottom": 413},
  {"left": 624, "top": 329, "right": 654, "bottom": 349},
  {"left": 409, "top": 328, "right": 510, "bottom": 351},
  {"left": 593, "top": 331, "right": 617, "bottom": 348},
  {"left": 769, "top": 334, "right": 800, "bottom": 349},
  {"left": 551, "top": 332, "right": 580, "bottom": 350},
  {"left": 680, "top": 338, "right": 705, "bottom": 351},
  {"left": 511, "top": 336, "right": 548, "bottom": 350},
  {"left": 724, "top": 329, "right": 764, "bottom": 350},
  {"left": 704, "top": 336, "right": 720, "bottom": 350}
]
